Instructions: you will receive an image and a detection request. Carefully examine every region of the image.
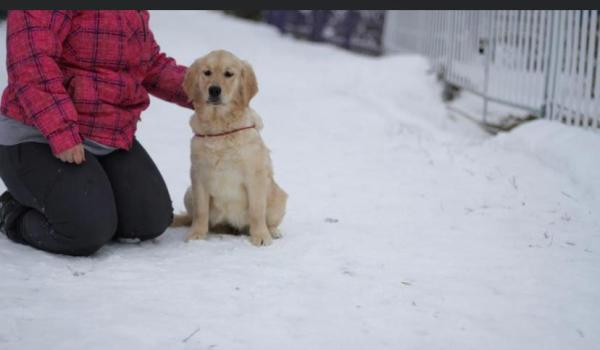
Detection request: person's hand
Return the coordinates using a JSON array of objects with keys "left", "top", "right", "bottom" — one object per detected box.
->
[{"left": 56, "top": 144, "right": 86, "bottom": 164}]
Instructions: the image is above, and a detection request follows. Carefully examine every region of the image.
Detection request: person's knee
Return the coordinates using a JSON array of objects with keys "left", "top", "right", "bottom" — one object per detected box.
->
[
  {"left": 46, "top": 176, "right": 118, "bottom": 255},
  {"left": 14, "top": 155, "right": 119, "bottom": 256},
  {"left": 67, "top": 210, "right": 117, "bottom": 254},
  {"left": 100, "top": 139, "right": 173, "bottom": 241},
  {"left": 50, "top": 204, "right": 118, "bottom": 255},
  {"left": 19, "top": 204, "right": 117, "bottom": 256},
  {"left": 140, "top": 206, "right": 173, "bottom": 241},
  {"left": 116, "top": 195, "right": 173, "bottom": 241}
]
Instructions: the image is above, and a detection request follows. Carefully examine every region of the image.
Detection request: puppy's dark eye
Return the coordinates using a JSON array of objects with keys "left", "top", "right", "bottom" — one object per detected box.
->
[
  {"left": 224, "top": 71, "right": 234, "bottom": 78},
  {"left": 203, "top": 70, "right": 211, "bottom": 77}
]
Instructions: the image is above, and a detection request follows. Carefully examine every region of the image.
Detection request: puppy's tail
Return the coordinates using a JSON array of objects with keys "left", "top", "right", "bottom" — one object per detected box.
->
[{"left": 171, "top": 212, "right": 193, "bottom": 227}]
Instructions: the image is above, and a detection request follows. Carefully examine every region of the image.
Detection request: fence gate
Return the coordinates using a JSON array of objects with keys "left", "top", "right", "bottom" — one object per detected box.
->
[{"left": 383, "top": 10, "right": 600, "bottom": 130}]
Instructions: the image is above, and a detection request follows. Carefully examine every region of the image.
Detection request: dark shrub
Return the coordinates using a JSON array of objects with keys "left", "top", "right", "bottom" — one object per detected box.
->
[{"left": 223, "top": 11, "right": 262, "bottom": 22}]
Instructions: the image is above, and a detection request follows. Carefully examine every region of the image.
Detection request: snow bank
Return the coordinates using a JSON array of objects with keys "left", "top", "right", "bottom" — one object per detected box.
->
[{"left": 494, "top": 120, "right": 600, "bottom": 202}]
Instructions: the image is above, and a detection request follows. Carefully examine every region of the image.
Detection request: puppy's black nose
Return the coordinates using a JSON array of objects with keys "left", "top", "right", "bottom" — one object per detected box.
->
[{"left": 208, "top": 86, "right": 221, "bottom": 98}]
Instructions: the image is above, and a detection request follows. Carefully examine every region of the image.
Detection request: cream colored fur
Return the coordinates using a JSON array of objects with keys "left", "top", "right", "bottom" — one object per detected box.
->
[{"left": 171, "top": 50, "right": 287, "bottom": 246}]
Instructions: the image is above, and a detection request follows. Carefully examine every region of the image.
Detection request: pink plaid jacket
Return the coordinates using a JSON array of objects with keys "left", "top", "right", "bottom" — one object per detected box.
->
[{"left": 1, "top": 10, "right": 193, "bottom": 155}]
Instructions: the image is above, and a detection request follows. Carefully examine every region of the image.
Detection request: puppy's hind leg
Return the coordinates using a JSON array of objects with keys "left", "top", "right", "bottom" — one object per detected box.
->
[
  {"left": 267, "top": 181, "right": 287, "bottom": 239},
  {"left": 171, "top": 187, "right": 194, "bottom": 227},
  {"left": 171, "top": 213, "right": 192, "bottom": 227}
]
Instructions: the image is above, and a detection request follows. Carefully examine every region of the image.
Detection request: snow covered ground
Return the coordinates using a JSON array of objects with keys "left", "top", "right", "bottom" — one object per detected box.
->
[{"left": 1, "top": 11, "right": 600, "bottom": 350}]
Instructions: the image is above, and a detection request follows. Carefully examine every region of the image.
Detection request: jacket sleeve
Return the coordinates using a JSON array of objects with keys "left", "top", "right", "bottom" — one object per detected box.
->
[
  {"left": 142, "top": 18, "right": 193, "bottom": 110},
  {"left": 6, "top": 10, "right": 82, "bottom": 155}
]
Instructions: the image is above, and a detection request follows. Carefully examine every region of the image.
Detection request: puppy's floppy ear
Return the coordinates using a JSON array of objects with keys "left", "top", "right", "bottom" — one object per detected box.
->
[
  {"left": 182, "top": 63, "right": 199, "bottom": 102},
  {"left": 240, "top": 60, "right": 258, "bottom": 106}
]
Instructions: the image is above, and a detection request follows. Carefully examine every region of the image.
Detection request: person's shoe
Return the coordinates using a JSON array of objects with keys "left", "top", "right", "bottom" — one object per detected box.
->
[{"left": 0, "top": 191, "right": 27, "bottom": 244}]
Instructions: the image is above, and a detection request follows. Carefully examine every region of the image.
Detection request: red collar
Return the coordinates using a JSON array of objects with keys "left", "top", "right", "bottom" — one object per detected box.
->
[{"left": 195, "top": 124, "right": 256, "bottom": 138}]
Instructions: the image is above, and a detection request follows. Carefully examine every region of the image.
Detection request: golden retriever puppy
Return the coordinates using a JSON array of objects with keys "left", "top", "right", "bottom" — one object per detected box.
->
[{"left": 171, "top": 50, "right": 287, "bottom": 246}]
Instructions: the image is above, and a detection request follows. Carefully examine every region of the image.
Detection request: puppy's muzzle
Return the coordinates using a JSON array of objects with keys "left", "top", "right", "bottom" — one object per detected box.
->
[{"left": 208, "top": 85, "right": 222, "bottom": 104}]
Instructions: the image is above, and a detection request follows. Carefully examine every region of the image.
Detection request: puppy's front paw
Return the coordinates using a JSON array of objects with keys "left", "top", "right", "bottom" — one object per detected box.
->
[
  {"left": 250, "top": 230, "right": 272, "bottom": 246},
  {"left": 269, "top": 227, "right": 282, "bottom": 239},
  {"left": 185, "top": 226, "right": 208, "bottom": 242}
]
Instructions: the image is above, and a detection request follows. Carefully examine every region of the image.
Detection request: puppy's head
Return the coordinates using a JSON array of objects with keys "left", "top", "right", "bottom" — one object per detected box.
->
[{"left": 183, "top": 50, "right": 258, "bottom": 112}]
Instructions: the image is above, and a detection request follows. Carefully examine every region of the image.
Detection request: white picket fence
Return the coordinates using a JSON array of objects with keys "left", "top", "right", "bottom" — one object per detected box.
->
[{"left": 383, "top": 10, "right": 600, "bottom": 129}]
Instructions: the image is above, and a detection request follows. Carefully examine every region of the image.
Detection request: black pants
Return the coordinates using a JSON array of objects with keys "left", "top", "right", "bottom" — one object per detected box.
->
[{"left": 0, "top": 140, "right": 173, "bottom": 256}]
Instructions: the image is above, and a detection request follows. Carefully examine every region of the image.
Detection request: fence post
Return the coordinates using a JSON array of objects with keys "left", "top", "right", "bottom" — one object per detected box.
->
[
  {"left": 482, "top": 10, "right": 493, "bottom": 124},
  {"left": 543, "top": 11, "right": 560, "bottom": 120}
]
